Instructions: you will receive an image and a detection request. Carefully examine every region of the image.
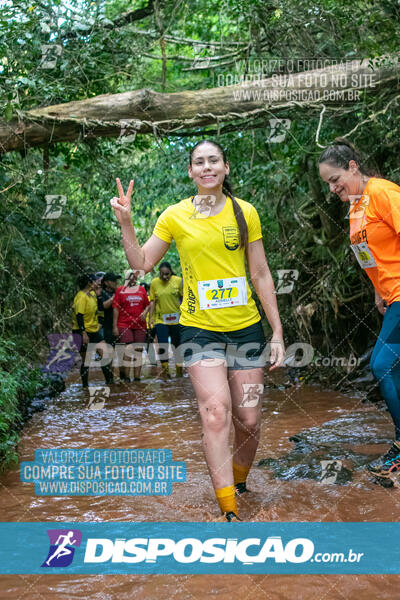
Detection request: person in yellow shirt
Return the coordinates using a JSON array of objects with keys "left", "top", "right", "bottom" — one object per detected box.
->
[
  {"left": 319, "top": 138, "right": 400, "bottom": 482},
  {"left": 149, "top": 262, "right": 183, "bottom": 377},
  {"left": 110, "top": 140, "right": 285, "bottom": 521},
  {"left": 72, "top": 273, "right": 114, "bottom": 388}
]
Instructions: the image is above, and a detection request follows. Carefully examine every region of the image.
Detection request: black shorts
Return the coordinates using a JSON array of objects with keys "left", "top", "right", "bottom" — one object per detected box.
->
[
  {"left": 179, "top": 321, "right": 267, "bottom": 370},
  {"left": 146, "top": 326, "right": 157, "bottom": 344},
  {"left": 103, "top": 327, "right": 115, "bottom": 346},
  {"left": 72, "top": 329, "right": 103, "bottom": 351}
]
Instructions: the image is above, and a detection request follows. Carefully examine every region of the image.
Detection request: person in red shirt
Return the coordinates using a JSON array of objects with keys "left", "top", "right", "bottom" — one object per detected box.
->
[
  {"left": 113, "top": 269, "right": 150, "bottom": 382},
  {"left": 319, "top": 138, "right": 400, "bottom": 481}
]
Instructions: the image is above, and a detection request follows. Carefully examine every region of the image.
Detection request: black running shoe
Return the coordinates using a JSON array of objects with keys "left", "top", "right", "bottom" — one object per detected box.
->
[
  {"left": 368, "top": 442, "right": 400, "bottom": 476},
  {"left": 213, "top": 511, "right": 242, "bottom": 522},
  {"left": 225, "top": 511, "right": 242, "bottom": 522},
  {"left": 235, "top": 482, "right": 249, "bottom": 496}
]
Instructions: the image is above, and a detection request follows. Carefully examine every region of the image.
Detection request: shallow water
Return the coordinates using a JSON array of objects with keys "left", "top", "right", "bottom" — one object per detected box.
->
[{"left": 0, "top": 365, "right": 399, "bottom": 599}]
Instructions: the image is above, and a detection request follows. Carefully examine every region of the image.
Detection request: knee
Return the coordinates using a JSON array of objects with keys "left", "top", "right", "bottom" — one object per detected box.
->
[
  {"left": 202, "top": 402, "right": 230, "bottom": 433},
  {"left": 234, "top": 414, "right": 260, "bottom": 435}
]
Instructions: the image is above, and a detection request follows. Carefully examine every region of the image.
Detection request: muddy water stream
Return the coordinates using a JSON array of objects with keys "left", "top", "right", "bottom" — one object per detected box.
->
[{"left": 0, "top": 366, "right": 399, "bottom": 599}]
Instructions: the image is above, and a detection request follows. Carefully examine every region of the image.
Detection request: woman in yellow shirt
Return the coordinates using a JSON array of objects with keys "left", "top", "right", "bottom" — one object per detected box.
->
[
  {"left": 72, "top": 273, "right": 114, "bottom": 388},
  {"left": 111, "top": 140, "right": 284, "bottom": 520},
  {"left": 149, "top": 261, "right": 183, "bottom": 377}
]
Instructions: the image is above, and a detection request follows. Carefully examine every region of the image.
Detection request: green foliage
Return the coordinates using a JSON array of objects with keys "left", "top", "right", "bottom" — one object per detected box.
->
[
  {"left": 0, "top": 0, "right": 399, "bottom": 394},
  {"left": 0, "top": 338, "right": 42, "bottom": 468}
]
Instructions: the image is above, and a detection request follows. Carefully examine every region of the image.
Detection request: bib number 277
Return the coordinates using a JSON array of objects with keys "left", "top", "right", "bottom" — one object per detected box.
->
[{"left": 198, "top": 277, "right": 247, "bottom": 309}]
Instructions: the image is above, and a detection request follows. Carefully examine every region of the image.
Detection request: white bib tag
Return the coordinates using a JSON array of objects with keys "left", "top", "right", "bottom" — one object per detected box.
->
[
  {"left": 198, "top": 277, "right": 247, "bottom": 310},
  {"left": 162, "top": 312, "right": 180, "bottom": 324},
  {"left": 350, "top": 242, "right": 377, "bottom": 269}
]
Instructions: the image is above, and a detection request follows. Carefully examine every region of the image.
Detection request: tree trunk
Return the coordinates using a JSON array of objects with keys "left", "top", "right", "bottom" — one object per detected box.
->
[{"left": 1, "top": 57, "right": 398, "bottom": 154}]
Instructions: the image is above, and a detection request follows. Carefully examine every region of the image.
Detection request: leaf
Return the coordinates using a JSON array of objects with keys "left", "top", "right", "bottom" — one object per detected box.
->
[{"left": 4, "top": 103, "right": 13, "bottom": 121}]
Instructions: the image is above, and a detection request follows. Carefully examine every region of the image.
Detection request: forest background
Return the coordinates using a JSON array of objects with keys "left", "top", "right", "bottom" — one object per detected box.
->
[{"left": 0, "top": 0, "right": 399, "bottom": 460}]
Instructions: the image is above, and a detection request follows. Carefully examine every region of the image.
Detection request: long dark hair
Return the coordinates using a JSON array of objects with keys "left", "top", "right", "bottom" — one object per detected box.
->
[
  {"left": 318, "top": 138, "right": 375, "bottom": 176},
  {"left": 189, "top": 140, "right": 248, "bottom": 249},
  {"left": 77, "top": 273, "right": 94, "bottom": 290}
]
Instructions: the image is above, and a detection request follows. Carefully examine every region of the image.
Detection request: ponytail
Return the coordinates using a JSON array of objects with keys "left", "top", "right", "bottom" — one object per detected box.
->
[
  {"left": 223, "top": 177, "right": 248, "bottom": 249},
  {"left": 318, "top": 137, "right": 374, "bottom": 176}
]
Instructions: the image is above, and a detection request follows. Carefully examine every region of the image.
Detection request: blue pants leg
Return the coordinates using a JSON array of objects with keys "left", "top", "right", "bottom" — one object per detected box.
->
[
  {"left": 370, "top": 302, "right": 400, "bottom": 440},
  {"left": 155, "top": 323, "right": 182, "bottom": 365}
]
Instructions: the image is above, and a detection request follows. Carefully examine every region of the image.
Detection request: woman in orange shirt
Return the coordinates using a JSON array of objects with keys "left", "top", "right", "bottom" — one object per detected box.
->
[{"left": 319, "top": 138, "right": 400, "bottom": 480}]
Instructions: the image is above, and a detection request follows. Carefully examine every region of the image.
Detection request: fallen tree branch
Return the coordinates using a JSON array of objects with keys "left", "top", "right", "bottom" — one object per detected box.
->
[{"left": 1, "top": 57, "right": 398, "bottom": 154}]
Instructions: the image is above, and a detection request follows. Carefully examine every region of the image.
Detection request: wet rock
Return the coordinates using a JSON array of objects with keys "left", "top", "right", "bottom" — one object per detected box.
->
[
  {"left": 39, "top": 372, "right": 66, "bottom": 397},
  {"left": 29, "top": 399, "right": 46, "bottom": 412},
  {"left": 287, "top": 411, "right": 391, "bottom": 448},
  {"left": 258, "top": 454, "right": 354, "bottom": 484},
  {"left": 349, "top": 369, "right": 375, "bottom": 384},
  {"left": 19, "top": 372, "right": 65, "bottom": 423},
  {"left": 257, "top": 411, "right": 391, "bottom": 484},
  {"left": 338, "top": 346, "right": 382, "bottom": 402}
]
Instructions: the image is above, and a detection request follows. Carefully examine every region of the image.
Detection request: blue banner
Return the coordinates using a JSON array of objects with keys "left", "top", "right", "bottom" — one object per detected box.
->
[{"left": 0, "top": 522, "right": 399, "bottom": 574}]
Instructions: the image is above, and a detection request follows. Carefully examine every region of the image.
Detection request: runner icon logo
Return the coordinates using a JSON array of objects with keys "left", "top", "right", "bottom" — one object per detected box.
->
[
  {"left": 276, "top": 270, "right": 299, "bottom": 294},
  {"left": 320, "top": 460, "right": 342, "bottom": 484},
  {"left": 44, "top": 333, "right": 81, "bottom": 373},
  {"left": 239, "top": 383, "right": 264, "bottom": 407},
  {"left": 43, "top": 195, "right": 67, "bottom": 219},
  {"left": 41, "top": 529, "right": 82, "bottom": 567},
  {"left": 191, "top": 194, "right": 216, "bottom": 218},
  {"left": 267, "top": 118, "right": 291, "bottom": 144},
  {"left": 87, "top": 387, "right": 110, "bottom": 410}
]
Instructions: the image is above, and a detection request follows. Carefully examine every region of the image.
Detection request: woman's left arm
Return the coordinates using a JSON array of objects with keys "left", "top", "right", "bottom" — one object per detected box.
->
[{"left": 247, "top": 239, "right": 285, "bottom": 369}]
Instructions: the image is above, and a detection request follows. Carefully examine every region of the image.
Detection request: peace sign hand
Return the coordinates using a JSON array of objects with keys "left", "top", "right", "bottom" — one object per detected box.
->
[{"left": 110, "top": 178, "right": 134, "bottom": 226}]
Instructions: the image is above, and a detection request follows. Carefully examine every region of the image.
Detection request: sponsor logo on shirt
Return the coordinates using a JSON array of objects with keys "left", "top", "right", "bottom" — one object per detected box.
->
[
  {"left": 222, "top": 226, "right": 240, "bottom": 251},
  {"left": 187, "top": 286, "right": 196, "bottom": 314},
  {"left": 350, "top": 228, "right": 368, "bottom": 245}
]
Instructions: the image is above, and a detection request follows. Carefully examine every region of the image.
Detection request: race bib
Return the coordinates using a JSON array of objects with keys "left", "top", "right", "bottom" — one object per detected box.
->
[
  {"left": 162, "top": 312, "right": 180, "bottom": 324},
  {"left": 350, "top": 242, "right": 377, "bottom": 269},
  {"left": 198, "top": 277, "right": 247, "bottom": 310}
]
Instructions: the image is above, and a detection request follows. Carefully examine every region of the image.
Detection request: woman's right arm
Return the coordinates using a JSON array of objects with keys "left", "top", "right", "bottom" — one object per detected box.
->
[{"left": 111, "top": 178, "right": 170, "bottom": 273}]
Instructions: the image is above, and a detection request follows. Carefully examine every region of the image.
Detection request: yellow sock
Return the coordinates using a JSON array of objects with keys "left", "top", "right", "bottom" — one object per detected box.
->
[
  {"left": 215, "top": 485, "right": 237, "bottom": 514},
  {"left": 233, "top": 462, "right": 251, "bottom": 485}
]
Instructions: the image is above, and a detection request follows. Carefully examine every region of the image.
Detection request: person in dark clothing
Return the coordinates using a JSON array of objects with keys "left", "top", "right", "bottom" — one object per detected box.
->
[
  {"left": 94, "top": 272, "right": 105, "bottom": 332},
  {"left": 99, "top": 272, "right": 121, "bottom": 345}
]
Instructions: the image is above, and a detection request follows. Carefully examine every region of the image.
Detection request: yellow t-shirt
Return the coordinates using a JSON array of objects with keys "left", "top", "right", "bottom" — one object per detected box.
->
[
  {"left": 72, "top": 290, "right": 99, "bottom": 333},
  {"left": 150, "top": 275, "right": 183, "bottom": 325},
  {"left": 153, "top": 196, "right": 262, "bottom": 331}
]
